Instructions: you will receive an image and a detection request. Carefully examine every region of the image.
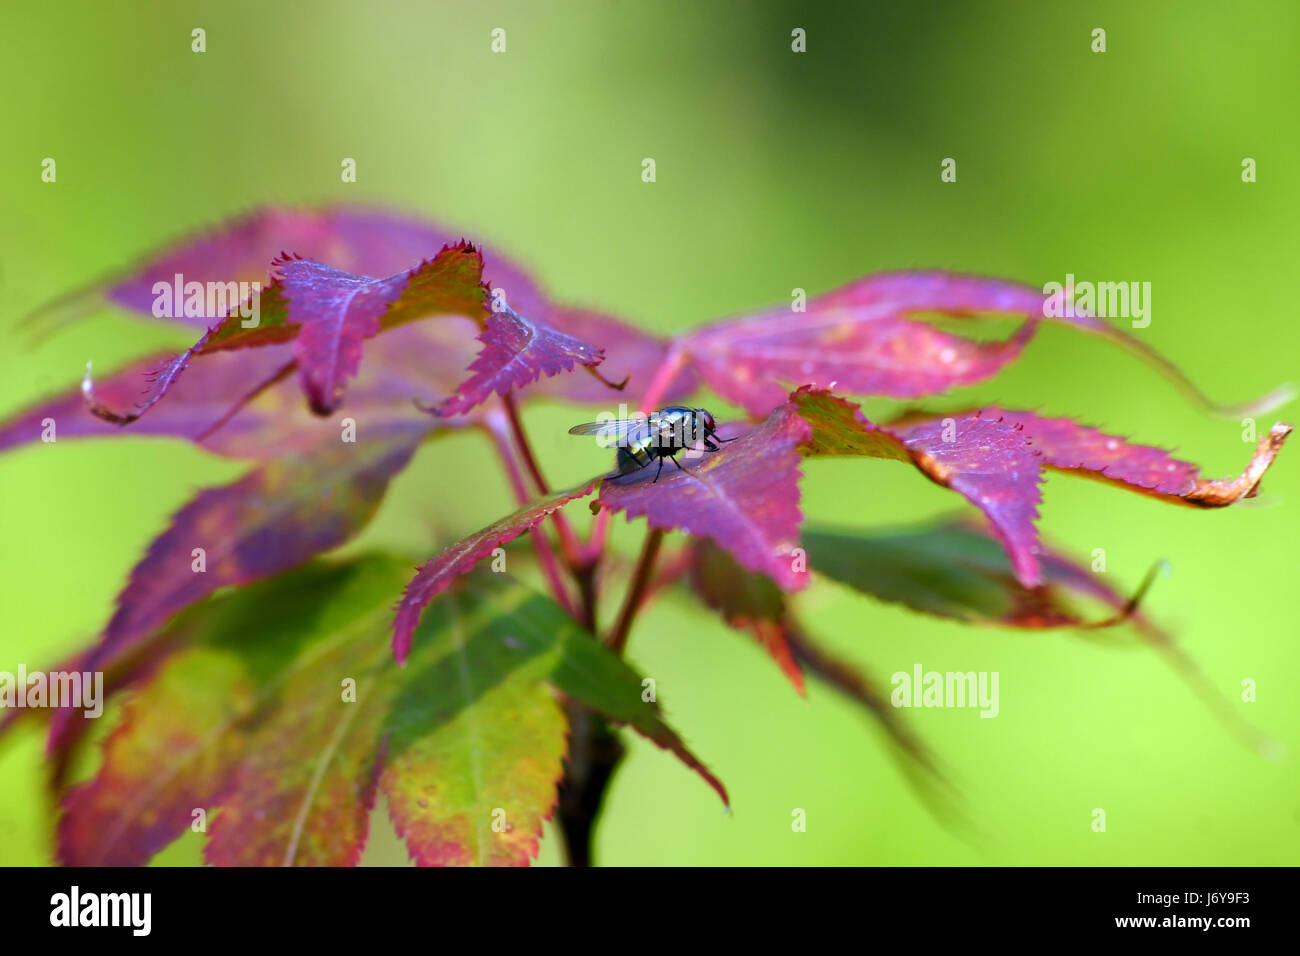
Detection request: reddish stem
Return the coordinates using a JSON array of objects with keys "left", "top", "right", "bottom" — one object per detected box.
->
[
  {"left": 605, "top": 529, "right": 664, "bottom": 654},
  {"left": 486, "top": 414, "right": 578, "bottom": 619},
  {"left": 636, "top": 343, "right": 687, "bottom": 416},
  {"left": 501, "top": 391, "right": 587, "bottom": 568},
  {"left": 643, "top": 546, "right": 693, "bottom": 603},
  {"left": 501, "top": 392, "right": 550, "bottom": 493}
]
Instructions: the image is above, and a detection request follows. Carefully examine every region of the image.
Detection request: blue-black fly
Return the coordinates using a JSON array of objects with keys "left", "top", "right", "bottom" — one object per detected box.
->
[{"left": 568, "top": 406, "right": 738, "bottom": 482}]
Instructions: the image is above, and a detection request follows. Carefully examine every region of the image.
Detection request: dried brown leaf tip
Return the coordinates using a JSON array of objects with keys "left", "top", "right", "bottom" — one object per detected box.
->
[{"left": 1184, "top": 423, "right": 1292, "bottom": 506}]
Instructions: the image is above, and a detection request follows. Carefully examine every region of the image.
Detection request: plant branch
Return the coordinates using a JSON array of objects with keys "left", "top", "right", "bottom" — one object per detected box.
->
[
  {"left": 501, "top": 391, "right": 587, "bottom": 569},
  {"left": 575, "top": 565, "right": 599, "bottom": 633},
  {"left": 606, "top": 528, "right": 664, "bottom": 654},
  {"left": 643, "top": 546, "right": 693, "bottom": 603},
  {"left": 555, "top": 699, "right": 624, "bottom": 867},
  {"left": 486, "top": 414, "right": 578, "bottom": 619},
  {"left": 500, "top": 392, "right": 550, "bottom": 493}
]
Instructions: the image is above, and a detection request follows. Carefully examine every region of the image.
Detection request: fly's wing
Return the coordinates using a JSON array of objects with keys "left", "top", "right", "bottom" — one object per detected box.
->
[{"left": 567, "top": 419, "right": 648, "bottom": 447}]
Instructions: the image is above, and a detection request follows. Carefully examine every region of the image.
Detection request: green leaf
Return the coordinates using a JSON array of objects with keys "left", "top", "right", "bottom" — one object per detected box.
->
[
  {"left": 59, "top": 557, "right": 722, "bottom": 866},
  {"left": 802, "top": 520, "right": 1153, "bottom": 629}
]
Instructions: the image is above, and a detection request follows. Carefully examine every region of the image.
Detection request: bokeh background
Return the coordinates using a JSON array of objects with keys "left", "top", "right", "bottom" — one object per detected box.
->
[{"left": 1, "top": 0, "right": 1297, "bottom": 865}]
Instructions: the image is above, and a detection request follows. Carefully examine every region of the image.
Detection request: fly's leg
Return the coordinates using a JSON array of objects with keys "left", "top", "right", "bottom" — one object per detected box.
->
[
  {"left": 704, "top": 437, "right": 720, "bottom": 452},
  {"left": 652, "top": 456, "right": 666, "bottom": 483}
]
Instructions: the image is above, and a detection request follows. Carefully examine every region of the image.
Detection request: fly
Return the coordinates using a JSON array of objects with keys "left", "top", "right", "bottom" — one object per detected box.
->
[{"left": 568, "top": 406, "right": 738, "bottom": 482}]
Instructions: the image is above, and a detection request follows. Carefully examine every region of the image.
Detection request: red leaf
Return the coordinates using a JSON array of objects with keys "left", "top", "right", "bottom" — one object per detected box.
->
[
  {"left": 434, "top": 306, "right": 607, "bottom": 417},
  {"left": 82, "top": 243, "right": 488, "bottom": 423},
  {"left": 528, "top": 306, "right": 696, "bottom": 404},
  {"left": 677, "top": 270, "right": 1291, "bottom": 419},
  {"left": 793, "top": 388, "right": 1045, "bottom": 585},
  {"left": 794, "top": 389, "right": 1291, "bottom": 588},
  {"left": 919, "top": 407, "right": 1292, "bottom": 506},
  {"left": 279, "top": 248, "right": 486, "bottom": 414},
  {"left": 33, "top": 205, "right": 665, "bottom": 402},
  {"left": 28, "top": 207, "right": 510, "bottom": 335},
  {"left": 4, "top": 320, "right": 486, "bottom": 461},
  {"left": 44, "top": 426, "right": 429, "bottom": 774},
  {"left": 392, "top": 479, "right": 601, "bottom": 663},
  {"left": 0, "top": 347, "right": 296, "bottom": 456},
  {"left": 682, "top": 272, "right": 1043, "bottom": 416},
  {"left": 592, "top": 402, "right": 812, "bottom": 591}
]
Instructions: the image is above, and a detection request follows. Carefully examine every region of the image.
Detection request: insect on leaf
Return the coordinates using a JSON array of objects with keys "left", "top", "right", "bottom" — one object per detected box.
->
[{"left": 593, "top": 401, "right": 813, "bottom": 592}]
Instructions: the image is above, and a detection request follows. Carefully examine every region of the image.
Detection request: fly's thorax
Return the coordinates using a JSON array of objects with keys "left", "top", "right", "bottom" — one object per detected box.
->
[{"left": 648, "top": 407, "right": 704, "bottom": 450}]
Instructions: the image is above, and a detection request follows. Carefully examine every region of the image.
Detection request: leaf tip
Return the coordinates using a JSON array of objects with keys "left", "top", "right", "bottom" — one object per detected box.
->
[{"left": 1214, "top": 382, "right": 1297, "bottom": 419}]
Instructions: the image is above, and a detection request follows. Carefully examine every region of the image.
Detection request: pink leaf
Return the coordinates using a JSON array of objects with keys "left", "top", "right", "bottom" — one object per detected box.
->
[
  {"left": 5, "top": 319, "right": 485, "bottom": 462},
  {"left": 434, "top": 306, "right": 607, "bottom": 417},
  {"left": 794, "top": 388, "right": 1293, "bottom": 588},
  {"left": 392, "top": 479, "right": 601, "bottom": 663},
  {"left": 45, "top": 426, "right": 430, "bottom": 770},
  {"left": 527, "top": 306, "right": 696, "bottom": 405},
  {"left": 28, "top": 207, "right": 514, "bottom": 334},
  {"left": 82, "top": 243, "right": 488, "bottom": 423},
  {"left": 932, "top": 408, "right": 1293, "bottom": 506},
  {"left": 1, "top": 347, "right": 295, "bottom": 455},
  {"left": 793, "top": 388, "right": 1046, "bottom": 585},
  {"left": 678, "top": 270, "right": 1291, "bottom": 419},
  {"left": 682, "top": 272, "right": 1043, "bottom": 416}
]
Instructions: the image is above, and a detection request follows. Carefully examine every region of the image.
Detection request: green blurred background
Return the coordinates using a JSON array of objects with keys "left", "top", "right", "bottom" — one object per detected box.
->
[{"left": 1, "top": 0, "right": 1297, "bottom": 865}]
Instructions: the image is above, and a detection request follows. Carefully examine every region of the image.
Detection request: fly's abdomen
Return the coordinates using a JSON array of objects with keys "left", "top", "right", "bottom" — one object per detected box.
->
[{"left": 617, "top": 424, "right": 656, "bottom": 473}]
